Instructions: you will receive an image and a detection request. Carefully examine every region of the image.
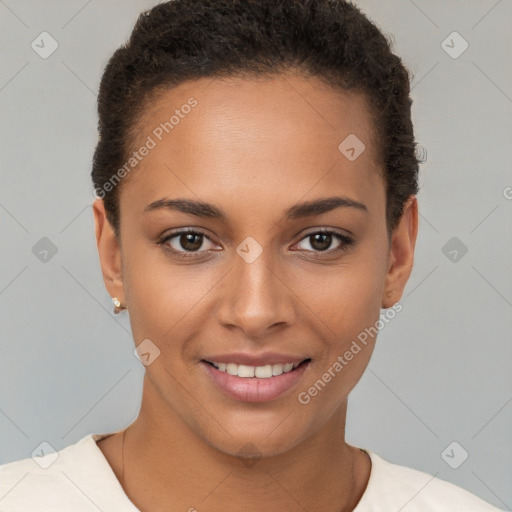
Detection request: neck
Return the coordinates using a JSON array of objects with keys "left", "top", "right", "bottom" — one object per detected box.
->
[{"left": 107, "top": 376, "right": 370, "bottom": 512}]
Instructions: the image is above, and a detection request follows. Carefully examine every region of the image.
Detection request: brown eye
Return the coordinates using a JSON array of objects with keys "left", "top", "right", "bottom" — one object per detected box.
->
[
  {"left": 175, "top": 232, "right": 204, "bottom": 252},
  {"left": 308, "top": 233, "right": 333, "bottom": 251},
  {"left": 295, "top": 230, "right": 354, "bottom": 254},
  {"left": 158, "top": 229, "right": 216, "bottom": 256}
]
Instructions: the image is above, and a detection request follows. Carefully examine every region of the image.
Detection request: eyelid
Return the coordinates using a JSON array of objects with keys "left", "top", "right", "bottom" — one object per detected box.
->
[{"left": 295, "top": 226, "right": 353, "bottom": 240}]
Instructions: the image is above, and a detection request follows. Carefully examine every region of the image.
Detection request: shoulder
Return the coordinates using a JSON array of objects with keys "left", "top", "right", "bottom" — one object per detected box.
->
[
  {"left": 354, "top": 450, "right": 504, "bottom": 512},
  {"left": 0, "top": 432, "right": 134, "bottom": 511}
]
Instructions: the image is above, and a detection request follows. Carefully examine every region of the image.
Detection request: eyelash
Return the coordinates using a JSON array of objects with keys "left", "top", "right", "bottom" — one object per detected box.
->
[{"left": 157, "top": 228, "right": 354, "bottom": 259}]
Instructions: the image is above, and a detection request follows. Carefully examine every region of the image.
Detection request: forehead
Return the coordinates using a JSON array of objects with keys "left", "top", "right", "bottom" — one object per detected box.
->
[
  {"left": 121, "top": 73, "right": 384, "bottom": 215},
  {"left": 133, "top": 72, "right": 379, "bottom": 158}
]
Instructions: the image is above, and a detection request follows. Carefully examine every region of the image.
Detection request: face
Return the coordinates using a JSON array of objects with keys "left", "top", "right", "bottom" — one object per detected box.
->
[{"left": 94, "top": 72, "right": 417, "bottom": 458}]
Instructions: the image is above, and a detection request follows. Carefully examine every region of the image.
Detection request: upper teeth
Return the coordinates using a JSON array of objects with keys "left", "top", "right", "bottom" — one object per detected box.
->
[{"left": 210, "top": 361, "right": 300, "bottom": 378}]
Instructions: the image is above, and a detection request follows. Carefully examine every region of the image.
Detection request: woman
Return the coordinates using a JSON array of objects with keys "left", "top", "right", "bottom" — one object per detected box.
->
[{"left": 0, "top": 0, "right": 504, "bottom": 510}]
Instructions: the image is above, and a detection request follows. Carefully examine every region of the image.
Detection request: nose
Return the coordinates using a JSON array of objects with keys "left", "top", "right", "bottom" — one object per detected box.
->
[{"left": 216, "top": 245, "right": 296, "bottom": 341}]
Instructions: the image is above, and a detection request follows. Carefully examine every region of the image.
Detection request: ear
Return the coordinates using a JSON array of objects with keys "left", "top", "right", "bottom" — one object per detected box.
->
[
  {"left": 381, "top": 195, "right": 418, "bottom": 309},
  {"left": 92, "top": 198, "right": 125, "bottom": 305}
]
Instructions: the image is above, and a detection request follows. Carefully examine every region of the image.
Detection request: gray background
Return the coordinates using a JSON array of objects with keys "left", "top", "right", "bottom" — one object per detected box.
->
[{"left": 0, "top": 0, "right": 510, "bottom": 509}]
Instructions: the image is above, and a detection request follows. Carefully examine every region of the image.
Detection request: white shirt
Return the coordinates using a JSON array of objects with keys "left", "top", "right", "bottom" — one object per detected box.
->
[{"left": 0, "top": 432, "right": 504, "bottom": 511}]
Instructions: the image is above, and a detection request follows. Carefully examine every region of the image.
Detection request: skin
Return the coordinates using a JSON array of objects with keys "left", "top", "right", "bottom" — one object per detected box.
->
[{"left": 93, "top": 71, "right": 418, "bottom": 512}]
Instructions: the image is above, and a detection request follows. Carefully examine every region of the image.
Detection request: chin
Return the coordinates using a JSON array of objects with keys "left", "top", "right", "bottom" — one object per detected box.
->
[{"left": 197, "top": 419, "right": 310, "bottom": 461}]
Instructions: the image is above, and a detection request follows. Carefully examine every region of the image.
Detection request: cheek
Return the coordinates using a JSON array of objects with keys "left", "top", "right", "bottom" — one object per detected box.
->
[
  {"left": 121, "top": 241, "right": 177, "bottom": 341},
  {"left": 290, "top": 245, "right": 387, "bottom": 403},
  {"left": 121, "top": 242, "right": 219, "bottom": 348},
  {"left": 332, "top": 268, "right": 385, "bottom": 340},
  {"left": 296, "top": 276, "right": 383, "bottom": 415},
  {"left": 292, "top": 252, "right": 386, "bottom": 340}
]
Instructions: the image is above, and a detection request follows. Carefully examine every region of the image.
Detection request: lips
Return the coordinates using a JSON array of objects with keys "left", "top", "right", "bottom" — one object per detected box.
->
[{"left": 200, "top": 355, "right": 312, "bottom": 402}]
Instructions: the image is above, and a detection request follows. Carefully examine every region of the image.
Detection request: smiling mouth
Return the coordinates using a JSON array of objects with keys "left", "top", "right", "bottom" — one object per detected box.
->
[{"left": 202, "top": 358, "right": 312, "bottom": 378}]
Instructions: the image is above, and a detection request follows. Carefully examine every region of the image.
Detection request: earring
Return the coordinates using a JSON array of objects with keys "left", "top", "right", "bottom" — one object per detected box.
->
[{"left": 112, "top": 297, "right": 125, "bottom": 314}]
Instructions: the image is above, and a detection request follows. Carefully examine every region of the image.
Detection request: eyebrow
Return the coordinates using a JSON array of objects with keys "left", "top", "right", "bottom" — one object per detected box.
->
[{"left": 143, "top": 196, "right": 368, "bottom": 220}]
